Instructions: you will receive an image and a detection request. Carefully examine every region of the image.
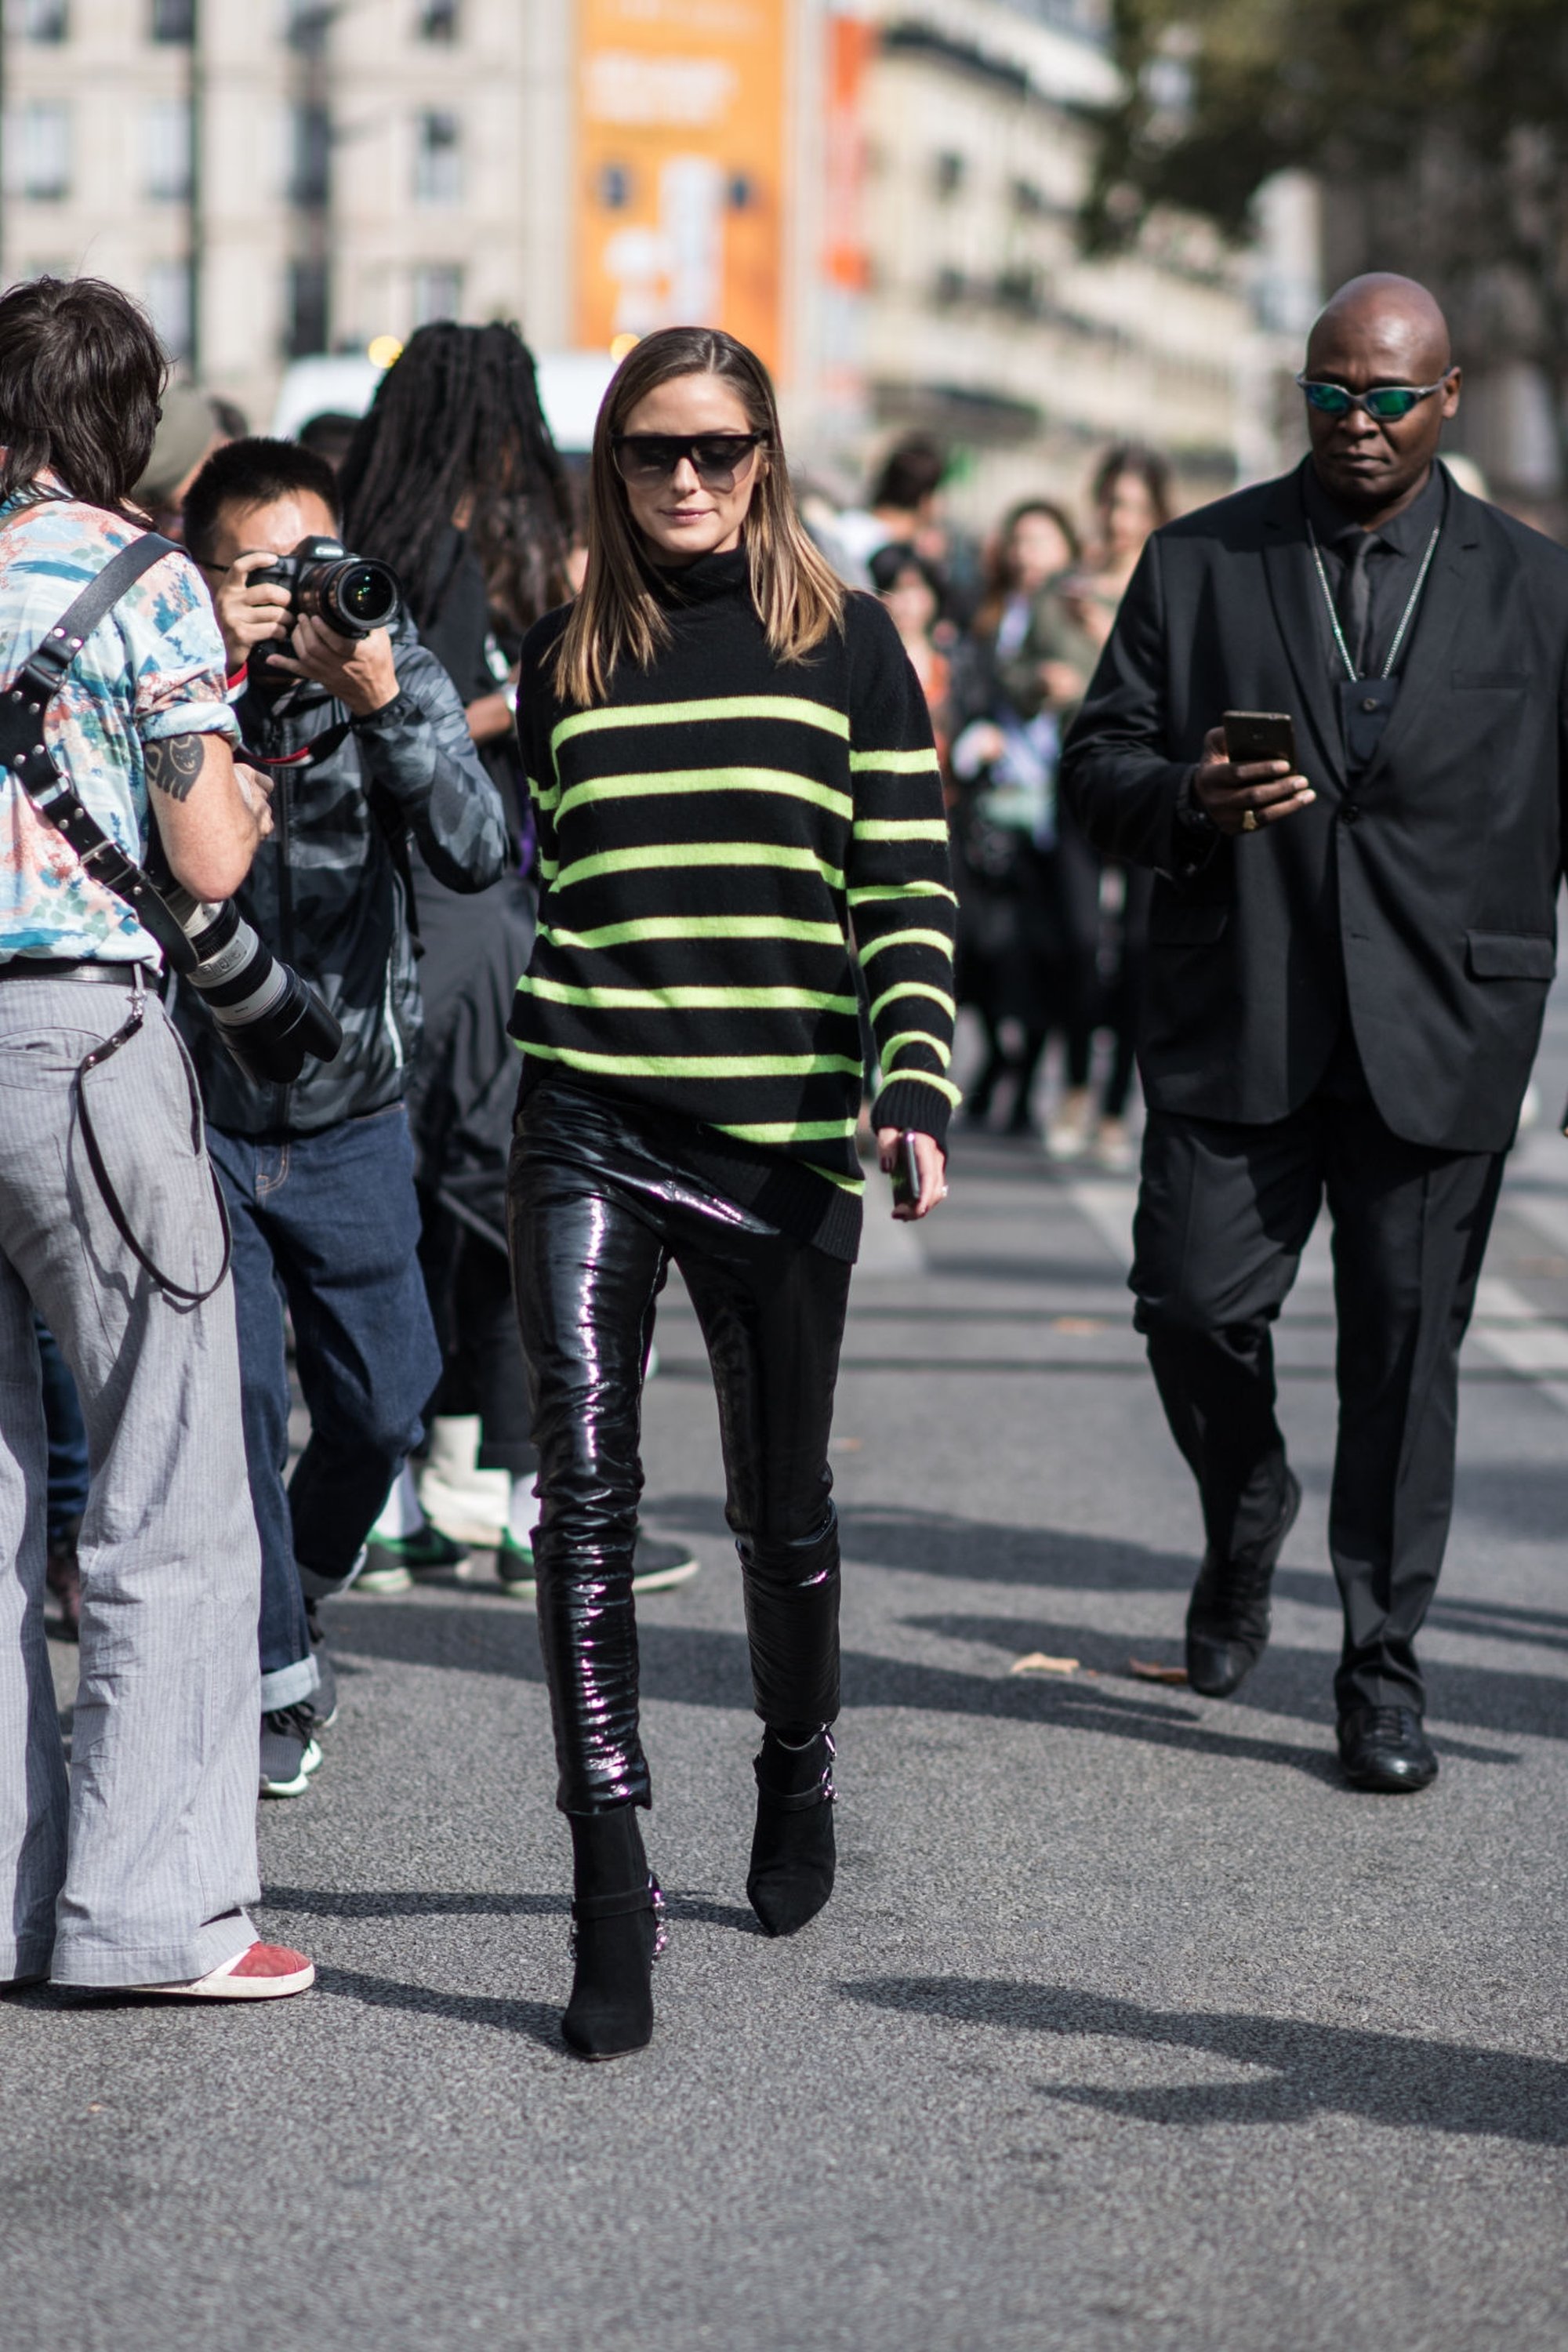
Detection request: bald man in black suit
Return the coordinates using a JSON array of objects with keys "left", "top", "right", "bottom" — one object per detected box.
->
[{"left": 1062, "top": 274, "right": 1568, "bottom": 1791}]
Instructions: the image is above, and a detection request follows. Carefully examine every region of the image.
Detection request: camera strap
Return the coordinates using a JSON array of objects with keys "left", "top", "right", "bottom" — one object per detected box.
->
[
  {"left": 0, "top": 529, "right": 234, "bottom": 1302},
  {"left": 0, "top": 531, "right": 199, "bottom": 973},
  {"left": 71, "top": 971, "right": 234, "bottom": 1305}
]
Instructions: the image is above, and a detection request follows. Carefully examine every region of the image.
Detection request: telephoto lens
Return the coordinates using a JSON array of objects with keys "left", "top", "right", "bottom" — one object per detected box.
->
[{"left": 166, "top": 891, "right": 343, "bottom": 1083}]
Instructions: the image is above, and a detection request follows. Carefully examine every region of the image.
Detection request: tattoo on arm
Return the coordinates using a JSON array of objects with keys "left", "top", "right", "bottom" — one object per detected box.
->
[{"left": 145, "top": 734, "right": 207, "bottom": 802}]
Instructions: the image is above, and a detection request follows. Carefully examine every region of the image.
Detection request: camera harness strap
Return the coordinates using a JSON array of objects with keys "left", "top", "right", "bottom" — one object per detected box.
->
[{"left": 0, "top": 530, "right": 234, "bottom": 1303}]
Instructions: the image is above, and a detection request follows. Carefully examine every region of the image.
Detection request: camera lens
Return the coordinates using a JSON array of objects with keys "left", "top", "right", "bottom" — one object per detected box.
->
[{"left": 325, "top": 558, "right": 399, "bottom": 634}]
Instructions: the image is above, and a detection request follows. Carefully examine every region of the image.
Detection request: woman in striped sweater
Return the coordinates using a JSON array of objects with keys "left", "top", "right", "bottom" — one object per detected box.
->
[{"left": 508, "top": 327, "right": 956, "bottom": 2059}]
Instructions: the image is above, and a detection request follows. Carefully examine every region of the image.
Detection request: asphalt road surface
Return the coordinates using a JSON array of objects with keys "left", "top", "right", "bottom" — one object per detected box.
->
[{"left": 6, "top": 998, "right": 1568, "bottom": 2352}]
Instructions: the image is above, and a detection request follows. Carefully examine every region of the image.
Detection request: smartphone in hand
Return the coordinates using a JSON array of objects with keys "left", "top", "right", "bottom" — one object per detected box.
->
[
  {"left": 1223, "top": 710, "right": 1297, "bottom": 768},
  {"left": 890, "top": 1131, "right": 921, "bottom": 1207}
]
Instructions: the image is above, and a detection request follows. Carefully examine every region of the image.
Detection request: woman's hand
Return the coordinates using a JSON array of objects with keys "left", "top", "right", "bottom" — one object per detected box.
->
[{"left": 877, "top": 1127, "right": 949, "bottom": 1221}]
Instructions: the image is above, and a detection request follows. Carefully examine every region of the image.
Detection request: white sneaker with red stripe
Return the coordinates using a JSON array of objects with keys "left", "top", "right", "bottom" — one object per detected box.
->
[{"left": 136, "top": 1943, "right": 315, "bottom": 1999}]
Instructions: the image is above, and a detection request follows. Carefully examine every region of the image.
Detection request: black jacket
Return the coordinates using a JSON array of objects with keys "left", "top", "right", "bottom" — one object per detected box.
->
[
  {"left": 179, "top": 610, "right": 508, "bottom": 1136},
  {"left": 1060, "top": 462, "right": 1568, "bottom": 1153}
]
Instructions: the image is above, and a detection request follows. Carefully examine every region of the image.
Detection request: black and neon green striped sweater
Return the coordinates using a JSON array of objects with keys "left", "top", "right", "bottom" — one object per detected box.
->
[{"left": 509, "top": 549, "right": 958, "bottom": 1258}]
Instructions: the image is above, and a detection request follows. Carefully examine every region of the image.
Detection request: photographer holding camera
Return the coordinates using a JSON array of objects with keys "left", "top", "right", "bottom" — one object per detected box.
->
[
  {"left": 0, "top": 278, "right": 314, "bottom": 1998},
  {"left": 180, "top": 437, "right": 507, "bottom": 1796}
]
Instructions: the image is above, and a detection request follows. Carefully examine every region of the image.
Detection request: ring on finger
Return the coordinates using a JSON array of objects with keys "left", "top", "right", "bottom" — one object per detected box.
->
[{"left": 1241, "top": 808, "right": 1258, "bottom": 833}]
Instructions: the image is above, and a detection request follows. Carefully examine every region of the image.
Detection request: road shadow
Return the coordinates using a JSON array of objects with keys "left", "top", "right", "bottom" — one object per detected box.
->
[
  {"left": 535, "top": 1494, "right": 1568, "bottom": 1675},
  {"left": 1426, "top": 1589, "right": 1568, "bottom": 1653},
  {"left": 261, "top": 1885, "right": 757, "bottom": 1934},
  {"left": 646, "top": 1494, "right": 1220, "bottom": 1597},
  {"left": 328, "top": 1579, "right": 1553, "bottom": 1762},
  {"left": 316, "top": 1963, "right": 563, "bottom": 2049},
  {"left": 901, "top": 1613, "right": 1523, "bottom": 1761},
  {"left": 328, "top": 1601, "right": 1345, "bottom": 1780},
  {"left": 1448, "top": 1463, "right": 1568, "bottom": 1548},
  {"left": 840, "top": 1977, "right": 1568, "bottom": 2145}
]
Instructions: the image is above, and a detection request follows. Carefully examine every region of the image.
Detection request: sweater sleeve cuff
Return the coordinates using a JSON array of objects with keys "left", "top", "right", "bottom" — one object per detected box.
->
[{"left": 869, "top": 1076, "right": 952, "bottom": 1153}]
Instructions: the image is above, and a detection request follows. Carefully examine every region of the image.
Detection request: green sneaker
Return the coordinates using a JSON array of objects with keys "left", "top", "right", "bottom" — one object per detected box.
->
[
  {"left": 357, "top": 1524, "right": 470, "bottom": 1594},
  {"left": 495, "top": 1526, "right": 536, "bottom": 1599},
  {"left": 495, "top": 1529, "right": 699, "bottom": 1601}
]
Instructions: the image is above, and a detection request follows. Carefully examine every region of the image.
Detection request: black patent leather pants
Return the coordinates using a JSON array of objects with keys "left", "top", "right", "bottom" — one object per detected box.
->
[{"left": 508, "top": 1085, "right": 852, "bottom": 1813}]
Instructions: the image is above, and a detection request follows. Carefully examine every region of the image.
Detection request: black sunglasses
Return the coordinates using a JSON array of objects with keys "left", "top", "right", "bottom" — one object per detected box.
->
[
  {"left": 1295, "top": 372, "right": 1453, "bottom": 422},
  {"left": 612, "top": 433, "right": 766, "bottom": 489}
]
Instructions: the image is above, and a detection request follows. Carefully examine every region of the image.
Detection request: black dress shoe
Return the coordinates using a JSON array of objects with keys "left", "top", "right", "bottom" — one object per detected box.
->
[
  {"left": 1185, "top": 1471, "right": 1301, "bottom": 1699},
  {"left": 1337, "top": 1706, "right": 1438, "bottom": 1793}
]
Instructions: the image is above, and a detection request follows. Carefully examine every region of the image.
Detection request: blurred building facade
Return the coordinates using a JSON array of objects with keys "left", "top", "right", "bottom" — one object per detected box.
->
[
  {"left": 0, "top": 0, "right": 1312, "bottom": 508},
  {"left": 849, "top": 0, "right": 1254, "bottom": 521},
  {"left": 0, "top": 0, "right": 548, "bottom": 427}
]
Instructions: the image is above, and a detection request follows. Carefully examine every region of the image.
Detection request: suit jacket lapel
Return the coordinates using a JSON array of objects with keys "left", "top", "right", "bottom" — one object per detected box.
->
[
  {"left": 1357, "top": 473, "right": 1479, "bottom": 790},
  {"left": 1260, "top": 474, "right": 1345, "bottom": 788}
]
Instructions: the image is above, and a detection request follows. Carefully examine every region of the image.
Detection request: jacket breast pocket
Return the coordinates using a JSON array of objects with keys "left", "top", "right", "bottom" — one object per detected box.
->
[
  {"left": 1466, "top": 931, "right": 1555, "bottom": 980},
  {"left": 1149, "top": 903, "right": 1229, "bottom": 947},
  {"left": 1451, "top": 670, "right": 1529, "bottom": 690}
]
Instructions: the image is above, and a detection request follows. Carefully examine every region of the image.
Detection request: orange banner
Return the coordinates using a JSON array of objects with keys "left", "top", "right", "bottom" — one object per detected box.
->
[{"left": 575, "top": 0, "right": 789, "bottom": 376}]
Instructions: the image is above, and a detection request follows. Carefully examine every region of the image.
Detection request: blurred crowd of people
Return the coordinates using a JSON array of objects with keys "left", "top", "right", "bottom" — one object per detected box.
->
[{"left": 804, "top": 430, "right": 1174, "bottom": 1171}]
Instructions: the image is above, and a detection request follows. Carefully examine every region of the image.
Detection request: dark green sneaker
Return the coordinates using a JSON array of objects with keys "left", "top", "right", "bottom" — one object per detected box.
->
[
  {"left": 358, "top": 1523, "right": 470, "bottom": 1594},
  {"left": 495, "top": 1529, "right": 699, "bottom": 1602},
  {"left": 495, "top": 1526, "right": 536, "bottom": 1598}
]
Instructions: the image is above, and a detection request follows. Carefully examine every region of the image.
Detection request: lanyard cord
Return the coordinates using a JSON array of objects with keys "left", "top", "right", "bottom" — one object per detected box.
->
[{"left": 1307, "top": 521, "right": 1441, "bottom": 683}]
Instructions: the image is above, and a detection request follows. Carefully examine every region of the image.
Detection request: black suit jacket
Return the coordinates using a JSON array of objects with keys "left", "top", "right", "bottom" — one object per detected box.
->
[{"left": 1060, "top": 462, "right": 1568, "bottom": 1152}]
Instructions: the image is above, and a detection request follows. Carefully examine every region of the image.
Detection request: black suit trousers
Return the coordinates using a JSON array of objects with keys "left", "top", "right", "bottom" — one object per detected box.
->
[{"left": 1131, "top": 1094, "right": 1504, "bottom": 1715}]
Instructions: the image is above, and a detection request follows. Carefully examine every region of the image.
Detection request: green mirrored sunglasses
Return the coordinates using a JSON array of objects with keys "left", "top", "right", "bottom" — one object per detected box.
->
[{"left": 1295, "top": 373, "right": 1451, "bottom": 421}]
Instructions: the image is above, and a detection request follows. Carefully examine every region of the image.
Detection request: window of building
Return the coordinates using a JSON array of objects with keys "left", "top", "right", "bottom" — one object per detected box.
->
[
  {"left": 287, "top": 257, "right": 329, "bottom": 358},
  {"left": 416, "top": 0, "right": 459, "bottom": 37},
  {"left": 413, "top": 111, "right": 462, "bottom": 205},
  {"left": 285, "top": 0, "right": 328, "bottom": 52},
  {"left": 150, "top": 0, "right": 194, "bottom": 40},
  {"left": 145, "top": 100, "right": 193, "bottom": 201},
  {"left": 145, "top": 259, "right": 194, "bottom": 360},
  {"left": 933, "top": 151, "right": 966, "bottom": 200},
  {"left": 7, "top": 0, "right": 70, "bottom": 40},
  {"left": 2, "top": 102, "right": 71, "bottom": 201},
  {"left": 290, "top": 103, "right": 332, "bottom": 207},
  {"left": 412, "top": 263, "right": 463, "bottom": 325}
]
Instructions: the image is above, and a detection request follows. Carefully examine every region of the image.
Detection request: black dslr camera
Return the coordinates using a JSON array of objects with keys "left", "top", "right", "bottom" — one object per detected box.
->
[{"left": 249, "top": 535, "right": 401, "bottom": 639}]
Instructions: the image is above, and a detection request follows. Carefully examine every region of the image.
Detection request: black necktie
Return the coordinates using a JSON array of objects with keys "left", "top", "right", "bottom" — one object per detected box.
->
[{"left": 1338, "top": 532, "right": 1374, "bottom": 676}]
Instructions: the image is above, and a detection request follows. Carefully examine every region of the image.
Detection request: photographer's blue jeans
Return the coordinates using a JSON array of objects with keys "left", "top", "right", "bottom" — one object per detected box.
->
[
  {"left": 34, "top": 1317, "right": 89, "bottom": 1539},
  {"left": 208, "top": 1108, "right": 443, "bottom": 1711}
]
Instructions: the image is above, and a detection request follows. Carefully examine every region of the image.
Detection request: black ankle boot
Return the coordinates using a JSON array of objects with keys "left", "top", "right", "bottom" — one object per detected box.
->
[
  {"left": 746, "top": 1726, "right": 837, "bottom": 1938},
  {"left": 562, "top": 1806, "right": 666, "bottom": 2061}
]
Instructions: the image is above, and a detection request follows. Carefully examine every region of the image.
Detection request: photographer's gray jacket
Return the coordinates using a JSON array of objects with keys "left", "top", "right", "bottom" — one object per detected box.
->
[{"left": 178, "top": 612, "right": 507, "bottom": 1134}]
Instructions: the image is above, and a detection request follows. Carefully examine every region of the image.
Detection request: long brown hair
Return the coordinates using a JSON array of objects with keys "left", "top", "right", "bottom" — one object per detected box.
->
[
  {"left": 973, "top": 497, "right": 1082, "bottom": 636},
  {"left": 554, "top": 325, "right": 844, "bottom": 706}
]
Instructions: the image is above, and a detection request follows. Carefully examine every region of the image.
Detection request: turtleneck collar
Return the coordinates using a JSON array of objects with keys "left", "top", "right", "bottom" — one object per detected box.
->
[{"left": 644, "top": 544, "right": 750, "bottom": 606}]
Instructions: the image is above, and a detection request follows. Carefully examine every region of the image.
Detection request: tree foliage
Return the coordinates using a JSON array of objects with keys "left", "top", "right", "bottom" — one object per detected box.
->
[{"left": 1084, "top": 0, "right": 1568, "bottom": 477}]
